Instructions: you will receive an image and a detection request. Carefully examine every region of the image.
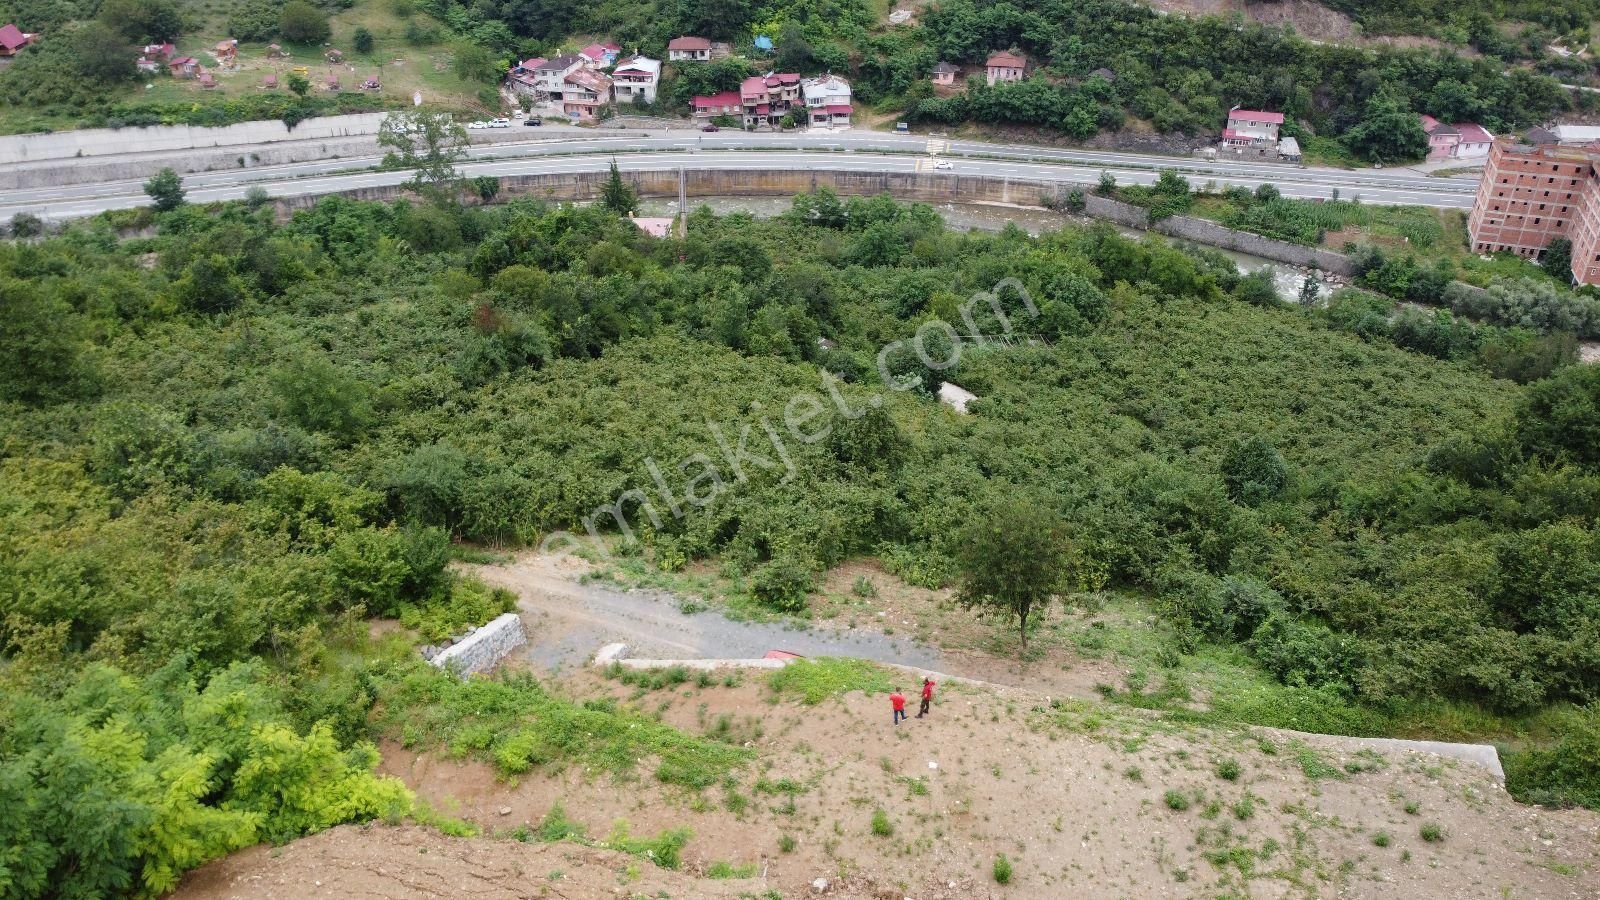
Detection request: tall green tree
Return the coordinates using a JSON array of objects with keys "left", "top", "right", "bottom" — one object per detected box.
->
[
  {"left": 143, "top": 167, "right": 186, "bottom": 212},
  {"left": 279, "top": 0, "right": 330, "bottom": 43},
  {"left": 377, "top": 110, "right": 469, "bottom": 199},
  {"left": 599, "top": 160, "right": 638, "bottom": 215},
  {"left": 955, "top": 497, "right": 1075, "bottom": 652},
  {"left": 1343, "top": 92, "right": 1429, "bottom": 163}
]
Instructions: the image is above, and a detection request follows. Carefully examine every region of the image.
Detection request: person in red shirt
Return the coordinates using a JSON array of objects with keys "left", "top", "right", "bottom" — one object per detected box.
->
[
  {"left": 917, "top": 677, "right": 935, "bottom": 718},
  {"left": 890, "top": 689, "right": 907, "bottom": 725}
]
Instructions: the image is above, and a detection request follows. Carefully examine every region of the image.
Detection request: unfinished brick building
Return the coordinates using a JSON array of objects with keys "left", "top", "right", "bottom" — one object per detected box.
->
[{"left": 1467, "top": 138, "right": 1600, "bottom": 285}]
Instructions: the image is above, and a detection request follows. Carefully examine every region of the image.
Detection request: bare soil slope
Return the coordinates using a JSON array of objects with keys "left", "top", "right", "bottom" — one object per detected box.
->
[{"left": 176, "top": 669, "right": 1600, "bottom": 899}]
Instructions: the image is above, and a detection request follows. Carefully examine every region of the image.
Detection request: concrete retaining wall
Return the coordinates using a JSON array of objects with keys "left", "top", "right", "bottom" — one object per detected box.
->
[
  {"left": 0, "top": 123, "right": 585, "bottom": 189},
  {"left": 592, "top": 642, "right": 787, "bottom": 670},
  {"left": 427, "top": 613, "right": 527, "bottom": 678},
  {"left": 1084, "top": 194, "right": 1355, "bottom": 275},
  {"left": 0, "top": 113, "right": 393, "bottom": 165}
]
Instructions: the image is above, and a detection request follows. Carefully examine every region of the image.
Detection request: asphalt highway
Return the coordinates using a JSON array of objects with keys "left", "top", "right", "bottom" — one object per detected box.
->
[{"left": 2, "top": 130, "right": 1479, "bottom": 220}]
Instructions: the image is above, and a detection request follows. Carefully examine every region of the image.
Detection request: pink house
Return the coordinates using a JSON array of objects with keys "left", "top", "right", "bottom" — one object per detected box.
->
[
  {"left": 1223, "top": 108, "right": 1283, "bottom": 146},
  {"left": 985, "top": 50, "right": 1025, "bottom": 86},
  {"left": 1421, "top": 115, "right": 1495, "bottom": 162},
  {"left": 561, "top": 67, "right": 612, "bottom": 121},
  {"left": 692, "top": 89, "right": 741, "bottom": 122},
  {"left": 740, "top": 72, "right": 800, "bottom": 127},
  {"left": 932, "top": 61, "right": 958, "bottom": 86}
]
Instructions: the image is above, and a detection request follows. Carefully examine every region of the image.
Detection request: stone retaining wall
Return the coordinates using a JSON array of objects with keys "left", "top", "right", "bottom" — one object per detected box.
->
[
  {"left": 427, "top": 613, "right": 526, "bottom": 677},
  {"left": 1083, "top": 194, "right": 1356, "bottom": 275}
]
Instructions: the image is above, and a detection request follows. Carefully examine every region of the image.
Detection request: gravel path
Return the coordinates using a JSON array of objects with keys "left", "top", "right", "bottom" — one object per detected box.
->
[{"left": 466, "top": 555, "right": 942, "bottom": 674}]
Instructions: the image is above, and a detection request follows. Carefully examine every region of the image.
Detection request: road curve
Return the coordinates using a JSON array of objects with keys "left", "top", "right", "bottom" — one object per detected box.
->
[{"left": 2, "top": 130, "right": 1479, "bottom": 221}]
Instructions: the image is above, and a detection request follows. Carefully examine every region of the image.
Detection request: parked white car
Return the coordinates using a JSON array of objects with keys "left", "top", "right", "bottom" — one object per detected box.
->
[
  {"left": 488, "top": 117, "right": 512, "bottom": 128},
  {"left": 467, "top": 121, "right": 488, "bottom": 129}
]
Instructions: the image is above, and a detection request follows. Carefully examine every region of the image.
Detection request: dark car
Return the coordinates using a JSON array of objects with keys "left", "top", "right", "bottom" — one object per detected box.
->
[
  {"left": 701, "top": 124, "right": 720, "bottom": 132},
  {"left": 523, "top": 116, "right": 542, "bottom": 126}
]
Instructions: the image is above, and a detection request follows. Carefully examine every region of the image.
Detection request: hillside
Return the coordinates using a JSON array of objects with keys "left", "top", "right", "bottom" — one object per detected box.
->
[{"left": 4, "top": 189, "right": 1600, "bottom": 896}]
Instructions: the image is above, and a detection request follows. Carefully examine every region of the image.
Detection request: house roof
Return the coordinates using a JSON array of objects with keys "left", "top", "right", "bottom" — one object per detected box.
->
[
  {"left": 986, "top": 50, "right": 1025, "bottom": 68},
  {"left": 1228, "top": 109, "right": 1284, "bottom": 124},
  {"left": 612, "top": 56, "right": 659, "bottom": 75},
  {"left": 0, "top": 24, "right": 28, "bottom": 51},
  {"left": 753, "top": 35, "right": 773, "bottom": 50},
  {"left": 692, "top": 90, "right": 740, "bottom": 107},
  {"left": 1454, "top": 122, "right": 1493, "bottom": 143},
  {"left": 1525, "top": 125, "right": 1560, "bottom": 144},
  {"left": 767, "top": 72, "right": 799, "bottom": 84},
  {"left": 513, "top": 56, "right": 546, "bottom": 72},
  {"left": 741, "top": 75, "right": 767, "bottom": 96},
  {"left": 824, "top": 104, "right": 852, "bottom": 114},
  {"left": 579, "top": 43, "right": 611, "bottom": 61},
  {"left": 538, "top": 53, "right": 583, "bottom": 71},
  {"left": 1553, "top": 124, "right": 1600, "bottom": 144},
  {"left": 144, "top": 42, "right": 175, "bottom": 56},
  {"left": 169, "top": 56, "right": 196, "bottom": 66},
  {"left": 933, "top": 61, "right": 958, "bottom": 74},
  {"left": 564, "top": 68, "right": 611, "bottom": 92},
  {"left": 668, "top": 36, "right": 711, "bottom": 51}
]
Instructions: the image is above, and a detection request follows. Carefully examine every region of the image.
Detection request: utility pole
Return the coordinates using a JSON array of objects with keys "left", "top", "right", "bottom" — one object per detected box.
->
[{"left": 677, "top": 166, "right": 688, "bottom": 237}]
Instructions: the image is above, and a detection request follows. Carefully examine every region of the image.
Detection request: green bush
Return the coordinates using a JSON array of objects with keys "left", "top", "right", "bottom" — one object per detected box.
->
[{"left": 993, "top": 853, "right": 1013, "bottom": 884}]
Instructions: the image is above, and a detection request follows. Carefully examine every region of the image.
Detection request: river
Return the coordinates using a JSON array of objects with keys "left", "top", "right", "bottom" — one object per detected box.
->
[{"left": 638, "top": 196, "right": 1600, "bottom": 362}]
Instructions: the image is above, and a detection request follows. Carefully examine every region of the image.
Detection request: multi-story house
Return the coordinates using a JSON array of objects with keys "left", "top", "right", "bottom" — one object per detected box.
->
[
  {"left": 532, "top": 54, "right": 587, "bottom": 99},
  {"left": 1222, "top": 107, "right": 1282, "bottom": 147},
  {"left": 506, "top": 57, "right": 546, "bottom": 95},
  {"left": 740, "top": 72, "right": 801, "bottom": 127},
  {"left": 612, "top": 56, "right": 660, "bottom": 104},
  {"left": 561, "top": 67, "right": 613, "bottom": 121},
  {"left": 801, "top": 74, "right": 852, "bottom": 128}
]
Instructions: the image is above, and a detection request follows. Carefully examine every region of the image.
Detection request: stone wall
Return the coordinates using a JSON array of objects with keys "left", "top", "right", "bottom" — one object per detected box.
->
[{"left": 426, "top": 613, "right": 527, "bottom": 678}]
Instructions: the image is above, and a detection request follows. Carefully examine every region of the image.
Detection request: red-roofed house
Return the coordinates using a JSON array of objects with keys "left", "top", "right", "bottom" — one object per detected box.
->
[
  {"left": 1223, "top": 107, "right": 1284, "bottom": 147},
  {"left": 1453, "top": 122, "right": 1494, "bottom": 160},
  {"left": 579, "top": 42, "right": 621, "bottom": 66},
  {"left": 506, "top": 56, "right": 546, "bottom": 95},
  {"left": 985, "top": 50, "right": 1025, "bottom": 86},
  {"left": 0, "top": 23, "right": 34, "bottom": 56},
  {"left": 198, "top": 70, "right": 217, "bottom": 89},
  {"left": 668, "top": 36, "right": 711, "bottom": 62},
  {"left": 168, "top": 56, "right": 198, "bottom": 78},
  {"left": 1421, "top": 115, "right": 1495, "bottom": 162},
  {"left": 692, "top": 90, "right": 741, "bottom": 122}
]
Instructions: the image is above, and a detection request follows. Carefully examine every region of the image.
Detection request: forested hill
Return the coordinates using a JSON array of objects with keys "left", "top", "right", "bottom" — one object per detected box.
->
[{"left": 3, "top": 192, "right": 1600, "bottom": 894}]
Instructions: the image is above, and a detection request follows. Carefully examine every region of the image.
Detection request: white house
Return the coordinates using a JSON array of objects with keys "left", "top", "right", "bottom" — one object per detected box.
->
[
  {"left": 1223, "top": 107, "right": 1283, "bottom": 147},
  {"left": 802, "top": 74, "right": 852, "bottom": 128},
  {"left": 612, "top": 55, "right": 661, "bottom": 104},
  {"left": 533, "top": 54, "right": 587, "bottom": 99},
  {"left": 667, "top": 36, "right": 711, "bottom": 62}
]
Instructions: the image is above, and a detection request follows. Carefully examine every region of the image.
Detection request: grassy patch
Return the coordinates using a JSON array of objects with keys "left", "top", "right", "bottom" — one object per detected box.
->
[
  {"left": 767, "top": 658, "right": 894, "bottom": 705},
  {"left": 375, "top": 666, "right": 751, "bottom": 787},
  {"left": 993, "top": 853, "right": 1013, "bottom": 884}
]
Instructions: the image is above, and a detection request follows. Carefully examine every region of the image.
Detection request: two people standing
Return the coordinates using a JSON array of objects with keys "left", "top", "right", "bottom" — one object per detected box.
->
[{"left": 891, "top": 677, "right": 936, "bottom": 725}]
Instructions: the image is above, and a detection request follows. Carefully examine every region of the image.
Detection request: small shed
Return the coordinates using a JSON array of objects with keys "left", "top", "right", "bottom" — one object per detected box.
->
[
  {"left": 262, "top": 73, "right": 278, "bottom": 89},
  {"left": 324, "top": 47, "right": 342, "bottom": 62},
  {"left": 197, "top": 71, "right": 217, "bottom": 88}
]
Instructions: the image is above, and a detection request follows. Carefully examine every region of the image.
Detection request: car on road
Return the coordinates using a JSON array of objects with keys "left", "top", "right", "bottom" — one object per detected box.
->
[
  {"left": 701, "top": 124, "right": 720, "bottom": 132},
  {"left": 523, "top": 116, "right": 542, "bottom": 126},
  {"left": 488, "top": 118, "right": 512, "bottom": 128},
  {"left": 934, "top": 159, "right": 953, "bottom": 170},
  {"left": 466, "top": 121, "right": 487, "bottom": 129}
]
